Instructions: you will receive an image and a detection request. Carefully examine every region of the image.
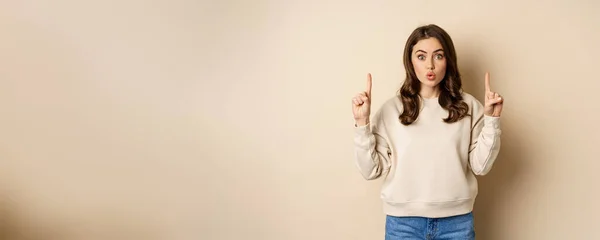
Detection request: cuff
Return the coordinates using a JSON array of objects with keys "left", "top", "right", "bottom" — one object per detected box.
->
[
  {"left": 354, "top": 122, "right": 371, "bottom": 133},
  {"left": 354, "top": 123, "right": 373, "bottom": 149},
  {"left": 484, "top": 115, "right": 501, "bottom": 129},
  {"left": 482, "top": 115, "right": 502, "bottom": 135}
]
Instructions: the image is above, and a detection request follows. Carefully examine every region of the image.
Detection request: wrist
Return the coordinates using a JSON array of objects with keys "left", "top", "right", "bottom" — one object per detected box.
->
[{"left": 355, "top": 118, "right": 369, "bottom": 126}]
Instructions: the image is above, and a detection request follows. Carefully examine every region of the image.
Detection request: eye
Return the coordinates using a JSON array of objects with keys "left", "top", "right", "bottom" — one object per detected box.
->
[
  {"left": 417, "top": 55, "right": 425, "bottom": 60},
  {"left": 435, "top": 54, "right": 444, "bottom": 60}
]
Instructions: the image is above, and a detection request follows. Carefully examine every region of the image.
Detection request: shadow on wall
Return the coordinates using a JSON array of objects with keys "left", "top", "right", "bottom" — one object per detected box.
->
[
  {"left": 458, "top": 39, "right": 530, "bottom": 239},
  {"left": 0, "top": 193, "right": 167, "bottom": 240},
  {"left": 0, "top": 192, "right": 20, "bottom": 240}
]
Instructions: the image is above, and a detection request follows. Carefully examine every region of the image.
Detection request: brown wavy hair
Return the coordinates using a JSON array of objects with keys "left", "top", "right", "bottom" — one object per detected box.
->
[{"left": 398, "top": 24, "right": 469, "bottom": 125}]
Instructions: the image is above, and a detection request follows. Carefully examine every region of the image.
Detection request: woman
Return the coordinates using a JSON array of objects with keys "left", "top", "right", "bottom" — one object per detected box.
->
[{"left": 351, "top": 24, "right": 504, "bottom": 239}]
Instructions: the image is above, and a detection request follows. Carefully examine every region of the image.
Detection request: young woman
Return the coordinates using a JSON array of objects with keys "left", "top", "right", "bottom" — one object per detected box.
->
[{"left": 351, "top": 24, "right": 504, "bottom": 239}]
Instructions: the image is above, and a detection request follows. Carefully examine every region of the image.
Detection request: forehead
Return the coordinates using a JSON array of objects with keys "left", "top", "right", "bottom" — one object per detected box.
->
[{"left": 413, "top": 37, "right": 443, "bottom": 51}]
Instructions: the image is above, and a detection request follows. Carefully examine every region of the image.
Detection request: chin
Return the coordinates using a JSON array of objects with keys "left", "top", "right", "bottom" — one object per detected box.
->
[{"left": 419, "top": 79, "right": 441, "bottom": 88}]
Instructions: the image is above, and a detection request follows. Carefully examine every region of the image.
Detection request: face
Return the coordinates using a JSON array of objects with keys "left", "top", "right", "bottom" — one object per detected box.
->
[{"left": 411, "top": 37, "right": 447, "bottom": 90}]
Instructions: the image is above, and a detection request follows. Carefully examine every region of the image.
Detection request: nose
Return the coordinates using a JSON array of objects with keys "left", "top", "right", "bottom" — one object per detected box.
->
[{"left": 427, "top": 59, "right": 435, "bottom": 70}]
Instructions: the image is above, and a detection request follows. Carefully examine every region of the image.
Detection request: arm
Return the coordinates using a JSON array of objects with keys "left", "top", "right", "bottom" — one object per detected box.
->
[
  {"left": 353, "top": 110, "right": 392, "bottom": 180},
  {"left": 468, "top": 106, "right": 502, "bottom": 176}
]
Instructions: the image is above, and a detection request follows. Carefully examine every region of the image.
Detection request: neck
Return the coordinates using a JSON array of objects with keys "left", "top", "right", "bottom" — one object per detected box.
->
[{"left": 419, "top": 86, "right": 440, "bottom": 99}]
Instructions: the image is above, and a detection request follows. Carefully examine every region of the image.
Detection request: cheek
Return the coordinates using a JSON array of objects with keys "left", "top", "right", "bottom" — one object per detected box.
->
[
  {"left": 412, "top": 60, "right": 425, "bottom": 74},
  {"left": 437, "top": 61, "right": 447, "bottom": 73}
]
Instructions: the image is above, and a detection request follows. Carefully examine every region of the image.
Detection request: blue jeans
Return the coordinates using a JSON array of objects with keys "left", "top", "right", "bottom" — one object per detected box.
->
[{"left": 385, "top": 212, "right": 475, "bottom": 240}]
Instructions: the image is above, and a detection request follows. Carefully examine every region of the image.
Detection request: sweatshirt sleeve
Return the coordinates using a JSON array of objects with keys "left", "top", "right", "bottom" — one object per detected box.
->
[
  {"left": 353, "top": 109, "right": 393, "bottom": 180},
  {"left": 468, "top": 101, "right": 502, "bottom": 176}
]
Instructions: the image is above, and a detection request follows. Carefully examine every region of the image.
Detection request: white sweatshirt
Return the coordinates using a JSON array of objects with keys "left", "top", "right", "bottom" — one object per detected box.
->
[{"left": 353, "top": 92, "right": 501, "bottom": 218}]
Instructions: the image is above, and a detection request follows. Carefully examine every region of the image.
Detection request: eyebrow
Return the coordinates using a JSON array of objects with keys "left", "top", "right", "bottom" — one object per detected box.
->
[{"left": 415, "top": 49, "right": 444, "bottom": 53}]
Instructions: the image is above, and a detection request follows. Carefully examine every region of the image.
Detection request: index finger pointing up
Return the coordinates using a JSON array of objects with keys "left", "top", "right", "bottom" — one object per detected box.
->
[
  {"left": 367, "top": 73, "right": 372, "bottom": 97},
  {"left": 485, "top": 72, "right": 491, "bottom": 92}
]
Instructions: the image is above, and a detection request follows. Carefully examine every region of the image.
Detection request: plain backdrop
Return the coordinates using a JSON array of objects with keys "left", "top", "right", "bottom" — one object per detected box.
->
[{"left": 0, "top": 0, "right": 599, "bottom": 239}]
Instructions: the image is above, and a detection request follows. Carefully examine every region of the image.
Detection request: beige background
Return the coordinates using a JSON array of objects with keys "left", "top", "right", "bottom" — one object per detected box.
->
[{"left": 0, "top": 0, "right": 598, "bottom": 239}]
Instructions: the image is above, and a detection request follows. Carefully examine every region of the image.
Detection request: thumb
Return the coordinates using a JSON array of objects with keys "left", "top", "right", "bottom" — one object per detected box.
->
[
  {"left": 493, "top": 102, "right": 503, "bottom": 116},
  {"left": 488, "top": 97, "right": 503, "bottom": 105}
]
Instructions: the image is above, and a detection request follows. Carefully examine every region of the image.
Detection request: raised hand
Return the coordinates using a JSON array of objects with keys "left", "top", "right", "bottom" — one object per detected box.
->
[
  {"left": 484, "top": 72, "right": 504, "bottom": 117},
  {"left": 352, "top": 73, "right": 372, "bottom": 126}
]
